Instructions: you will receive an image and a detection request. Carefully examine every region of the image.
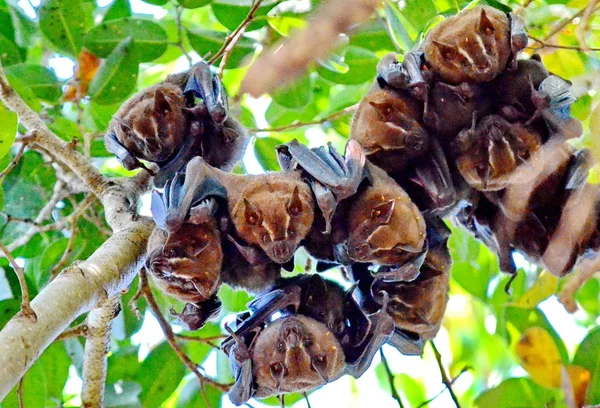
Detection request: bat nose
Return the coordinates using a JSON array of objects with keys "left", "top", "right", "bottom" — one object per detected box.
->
[
  {"left": 272, "top": 242, "right": 291, "bottom": 261},
  {"left": 353, "top": 243, "right": 371, "bottom": 260}
]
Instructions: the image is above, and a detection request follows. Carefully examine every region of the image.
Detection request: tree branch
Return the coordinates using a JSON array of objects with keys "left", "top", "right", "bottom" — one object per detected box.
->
[
  {"left": 0, "top": 241, "right": 36, "bottom": 320},
  {"left": 379, "top": 349, "right": 404, "bottom": 408},
  {"left": 528, "top": 35, "right": 600, "bottom": 52},
  {"left": 249, "top": 105, "right": 357, "bottom": 133},
  {"left": 574, "top": 0, "right": 599, "bottom": 52},
  {"left": 0, "top": 213, "right": 154, "bottom": 399},
  {"left": 0, "top": 62, "right": 110, "bottom": 198},
  {"left": 430, "top": 341, "right": 461, "bottom": 408},
  {"left": 82, "top": 296, "right": 121, "bottom": 408},
  {"left": 55, "top": 323, "right": 89, "bottom": 341}
]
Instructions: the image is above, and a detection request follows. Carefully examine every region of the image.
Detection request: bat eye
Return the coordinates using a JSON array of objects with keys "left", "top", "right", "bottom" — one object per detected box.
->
[
  {"left": 262, "top": 233, "right": 269, "bottom": 243},
  {"left": 443, "top": 50, "right": 456, "bottom": 60},
  {"left": 276, "top": 341, "right": 285, "bottom": 353},
  {"left": 303, "top": 337, "right": 312, "bottom": 347},
  {"left": 288, "top": 228, "right": 296, "bottom": 237}
]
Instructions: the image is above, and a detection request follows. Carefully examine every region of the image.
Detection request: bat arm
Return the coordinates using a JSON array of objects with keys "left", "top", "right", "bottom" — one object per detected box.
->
[
  {"left": 225, "top": 324, "right": 256, "bottom": 406},
  {"left": 184, "top": 62, "right": 228, "bottom": 125},
  {"left": 387, "top": 329, "right": 424, "bottom": 356}
]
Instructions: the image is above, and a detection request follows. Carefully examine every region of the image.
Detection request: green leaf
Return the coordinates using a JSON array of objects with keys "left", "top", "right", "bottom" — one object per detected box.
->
[
  {"left": 217, "top": 284, "right": 253, "bottom": 313},
  {"left": 267, "top": 13, "right": 306, "bottom": 37},
  {"left": 254, "top": 136, "right": 283, "bottom": 172},
  {"left": 88, "top": 37, "right": 139, "bottom": 105},
  {"left": 177, "top": 0, "right": 212, "bottom": 8},
  {"left": 402, "top": 0, "right": 438, "bottom": 33},
  {"left": 211, "top": 0, "right": 277, "bottom": 32},
  {"left": 317, "top": 46, "right": 378, "bottom": 85},
  {"left": 474, "top": 378, "right": 564, "bottom": 408},
  {"left": 63, "top": 337, "right": 85, "bottom": 375},
  {"left": 0, "top": 100, "right": 17, "bottom": 161},
  {"left": 5, "top": 64, "right": 61, "bottom": 103},
  {"left": 38, "top": 0, "right": 93, "bottom": 57},
  {"left": 84, "top": 18, "right": 168, "bottom": 62},
  {"left": 138, "top": 342, "right": 187, "bottom": 407},
  {"left": 575, "top": 278, "right": 600, "bottom": 315},
  {"left": 107, "top": 346, "right": 141, "bottom": 384},
  {"left": 271, "top": 74, "right": 312, "bottom": 109},
  {"left": 7, "top": 4, "right": 38, "bottom": 48},
  {"left": 0, "top": 0, "right": 15, "bottom": 43},
  {"left": 105, "top": 382, "right": 142, "bottom": 408},
  {"left": 103, "top": 0, "right": 132, "bottom": 22},
  {"left": 177, "top": 380, "right": 222, "bottom": 407},
  {"left": 4, "top": 74, "right": 42, "bottom": 112},
  {"left": 37, "top": 238, "right": 69, "bottom": 287},
  {"left": 262, "top": 393, "right": 305, "bottom": 406},
  {"left": 2, "top": 357, "right": 48, "bottom": 408},
  {"left": 38, "top": 342, "right": 70, "bottom": 401},
  {"left": 384, "top": 1, "right": 419, "bottom": 52},
  {"left": 0, "top": 34, "right": 22, "bottom": 66},
  {"left": 349, "top": 21, "right": 396, "bottom": 52},
  {"left": 0, "top": 299, "right": 20, "bottom": 330},
  {"left": 396, "top": 373, "right": 427, "bottom": 406},
  {"left": 187, "top": 29, "right": 255, "bottom": 68},
  {"left": 573, "top": 327, "right": 600, "bottom": 404},
  {"left": 141, "top": 0, "right": 168, "bottom": 4}
]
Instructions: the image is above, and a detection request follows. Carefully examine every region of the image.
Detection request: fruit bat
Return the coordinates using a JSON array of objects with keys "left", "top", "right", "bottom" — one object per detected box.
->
[
  {"left": 350, "top": 84, "right": 431, "bottom": 174},
  {"left": 350, "top": 216, "right": 451, "bottom": 355},
  {"left": 156, "top": 156, "right": 315, "bottom": 264},
  {"left": 276, "top": 139, "right": 366, "bottom": 234},
  {"left": 422, "top": 6, "right": 526, "bottom": 84},
  {"left": 105, "top": 62, "right": 249, "bottom": 187},
  {"left": 375, "top": 51, "right": 431, "bottom": 102},
  {"left": 452, "top": 114, "right": 543, "bottom": 191},
  {"left": 222, "top": 274, "right": 394, "bottom": 405}
]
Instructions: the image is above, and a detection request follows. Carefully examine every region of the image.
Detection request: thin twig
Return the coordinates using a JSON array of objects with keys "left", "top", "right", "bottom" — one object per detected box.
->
[
  {"left": 175, "top": 4, "right": 193, "bottom": 66},
  {"left": 250, "top": 104, "right": 357, "bottom": 133},
  {"left": 575, "top": 0, "right": 599, "bottom": 52},
  {"left": 535, "top": 4, "right": 600, "bottom": 46},
  {"left": 50, "top": 221, "right": 78, "bottom": 279},
  {"left": 429, "top": 341, "right": 461, "bottom": 408},
  {"left": 17, "top": 378, "right": 24, "bottom": 408},
  {"left": 528, "top": 35, "right": 600, "bottom": 52},
  {"left": 0, "top": 242, "right": 36, "bottom": 320},
  {"left": 139, "top": 269, "right": 231, "bottom": 392},
  {"left": 417, "top": 366, "right": 471, "bottom": 408},
  {"left": 55, "top": 323, "right": 89, "bottom": 341},
  {"left": 208, "top": 0, "right": 265, "bottom": 65},
  {"left": 0, "top": 143, "right": 26, "bottom": 184},
  {"left": 380, "top": 349, "right": 405, "bottom": 408}
]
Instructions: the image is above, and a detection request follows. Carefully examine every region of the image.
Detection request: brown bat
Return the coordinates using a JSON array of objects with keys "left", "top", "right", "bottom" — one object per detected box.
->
[
  {"left": 222, "top": 275, "right": 394, "bottom": 404},
  {"left": 422, "top": 6, "right": 526, "bottom": 84},
  {"left": 105, "top": 62, "right": 249, "bottom": 186},
  {"left": 345, "top": 162, "right": 427, "bottom": 272},
  {"left": 452, "top": 114, "right": 543, "bottom": 191},
  {"left": 159, "top": 156, "right": 315, "bottom": 264},
  {"left": 350, "top": 83, "right": 430, "bottom": 174}
]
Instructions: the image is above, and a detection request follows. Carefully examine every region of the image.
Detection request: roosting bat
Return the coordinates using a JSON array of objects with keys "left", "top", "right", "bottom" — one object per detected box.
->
[
  {"left": 222, "top": 274, "right": 394, "bottom": 405},
  {"left": 156, "top": 156, "right": 315, "bottom": 264},
  {"left": 351, "top": 216, "right": 451, "bottom": 355},
  {"left": 105, "top": 61, "right": 249, "bottom": 186},
  {"left": 422, "top": 6, "right": 526, "bottom": 84}
]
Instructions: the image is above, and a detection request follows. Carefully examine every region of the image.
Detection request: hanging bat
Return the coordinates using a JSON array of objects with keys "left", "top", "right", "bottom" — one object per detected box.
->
[
  {"left": 422, "top": 6, "right": 526, "bottom": 84},
  {"left": 105, "top": 62, "right": 249, "bottom": 186},
  {"left": 452, "top": 114, "right": 543, "bottom": 191},
  {"left": 350, "top": 84, "right": 431, "bottom": 174},
  {"left": 158, "top": 156, "right": 315, "bottom": 264},
  {"left": 276, "top": 139, "right": 367, "bottom": 233},
  {"left": 222, "top": 274, "right": 394, "bottom": 405},
  {"left": 375, "top": 51, "right": 431, "bottom": 102}
]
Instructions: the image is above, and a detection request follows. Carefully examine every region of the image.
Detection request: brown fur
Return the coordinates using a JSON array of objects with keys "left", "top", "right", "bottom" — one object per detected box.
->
[{"left": 422, "top": 6, "right": 510, "bottom": 84}]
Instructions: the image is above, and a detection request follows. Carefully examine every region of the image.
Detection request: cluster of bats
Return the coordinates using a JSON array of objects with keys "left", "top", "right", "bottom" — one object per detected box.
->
[{"left": 104, "top": 5, "right": 596, "bottom": 404}]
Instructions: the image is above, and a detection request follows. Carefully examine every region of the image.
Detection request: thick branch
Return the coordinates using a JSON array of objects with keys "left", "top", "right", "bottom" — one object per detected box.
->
[
  {"left": 82, "top": 296, "right": 121, "bottom": 408},
  {"left": 0, "top": 63, "right": 110, "bottom": 197},
  {"left": 0, "top": 216, "right": 154, "bottom": 399}
]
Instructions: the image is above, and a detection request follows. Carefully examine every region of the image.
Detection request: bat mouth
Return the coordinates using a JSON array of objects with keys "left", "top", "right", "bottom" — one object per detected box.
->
[{"left": 268, "top": 242, "right": 294, "bottom": 263}]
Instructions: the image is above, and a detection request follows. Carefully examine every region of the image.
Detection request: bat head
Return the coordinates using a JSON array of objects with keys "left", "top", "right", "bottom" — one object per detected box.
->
[
  {"left": 346, "top": 187, "right": 426, "bottom": 266},
  {"left": 109, "top": 83, "right": 187, "bottom": 164},
  {"left": 147, "top": 222, "right": 222, "bottom": 301},
  {"left": 252, "top": 315, "right": 346, "bottom": 397},
  {"left": 423, "top": 6, "right": 510, "bottom": 84},
  {"left": 455, "top": 115, "right": 542, "bottom": 191},
  {"left": 232, "top": 178, "right": 315, "bottom": 264},
  {"left": 351, "top": 89, "right": 429, "bottom": 173}
]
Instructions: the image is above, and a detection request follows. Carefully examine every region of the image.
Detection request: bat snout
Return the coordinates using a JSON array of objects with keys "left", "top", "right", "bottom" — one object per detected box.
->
[{"left": 270, "top": 241, "right": 293, "bottom": 263}]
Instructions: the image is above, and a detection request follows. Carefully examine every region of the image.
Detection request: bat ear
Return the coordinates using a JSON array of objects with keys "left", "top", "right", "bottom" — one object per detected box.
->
[
  {"left": 154, "top": 89, "right": 172, "bottom": 116},
  {"left": 368, "top": 101, "right": 393, "bottom": 119},
  {"left": 478, "top": 8, "right": 495, "bottom": 34},
  {"left": 432, "top": 41, "right": 458, "bottom": 61},
  {"left": 243, "top": 198, "right": 262, "bottom": 226},
  {"left": 371, "top": 200, "right": 395, "bottom": 225},
  {"left": 287, "top": 186, "right": 304, "bottom": 216}
]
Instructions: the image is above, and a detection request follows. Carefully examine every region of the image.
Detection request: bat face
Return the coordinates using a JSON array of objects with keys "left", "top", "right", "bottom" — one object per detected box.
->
[
  {"left": 454, "top": 115, "right": 542, "bottom": 191},
  {"left": 351, "top": 87, "right": 429, "bottom": 173},
  {"left": 346, "top": 180, "right": 427, "bottom": 265},
  {"left": 423, "top": 6, "right": 511, "bottom": 84},
  {"left": 108, "top": 83, "right": 187, "bottom": 164},
  {"left": 231, "top": 178, "right": 315, "bottom": 264},
  {"left": 251, "top": 315, "right": 346, "bottom": 397},
  {"left": 147, "top": 222, "right": 222, "bottom": 301}
]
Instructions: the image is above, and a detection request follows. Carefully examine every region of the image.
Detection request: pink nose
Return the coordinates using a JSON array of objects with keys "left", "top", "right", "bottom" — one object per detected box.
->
[{"left": 273, "top": 242, "right": 291, "bottom": 260}]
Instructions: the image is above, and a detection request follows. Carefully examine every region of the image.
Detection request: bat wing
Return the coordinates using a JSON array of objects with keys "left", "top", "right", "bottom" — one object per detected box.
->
[
  {"left": 183, "top": 61, "right": 228, "bottom": 125},
  {"left": 105, "top": 131, "right": 143, "bottom": 171},
  {"left": 387, "top": 329, "right": 424, "bottom": 355}
]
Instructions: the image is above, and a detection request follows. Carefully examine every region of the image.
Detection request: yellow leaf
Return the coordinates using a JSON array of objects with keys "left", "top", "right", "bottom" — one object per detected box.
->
[
  {"left": 567, "top": 365, "right": 590, "bottom": 408},
  {"left": 510, "top": 271, "right": 559, "bottom": 309},
  {"left": 515, "top": 327, "right": 562, "bottom": 388}
]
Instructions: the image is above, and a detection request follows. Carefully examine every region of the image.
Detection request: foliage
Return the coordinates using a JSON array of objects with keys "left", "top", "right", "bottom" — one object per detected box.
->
[{"left": 0, "top": 0, "right": 598, "bottom": 407}]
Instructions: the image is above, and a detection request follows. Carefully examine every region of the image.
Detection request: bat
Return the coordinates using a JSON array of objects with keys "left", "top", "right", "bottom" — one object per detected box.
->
[
  {"left": 222, "top": 274, "right": 394, "bottom": 404},
  {"left": 157, "top": 156, "right": 315, "bottom": 264},
  {"left": 422, "top": 6, "right": 526, "bottom": 84}
]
